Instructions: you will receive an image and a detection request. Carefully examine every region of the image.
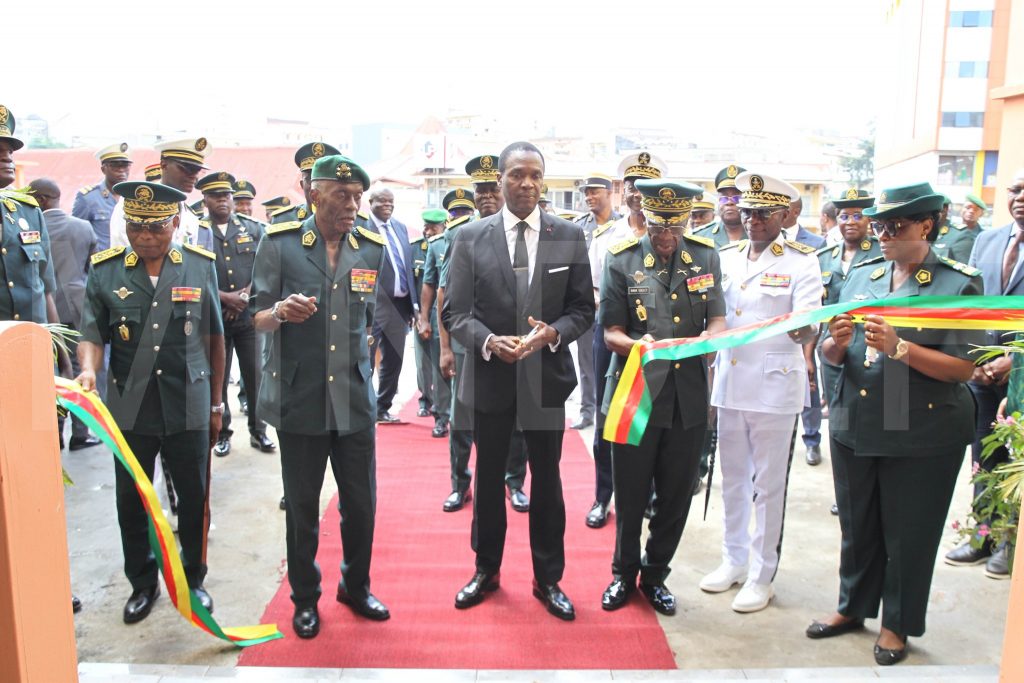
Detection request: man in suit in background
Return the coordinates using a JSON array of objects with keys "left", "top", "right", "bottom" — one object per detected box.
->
[
  {"left": 367, "top": 186, "right": 419, "bottom": 423},
  {"left": 31, "top": 177, "right": 101, "bottom": 450},
  {"left": 446, "top": 141, "right": 594, "bottom": 620},
  {"left": 945, "top": 169, "right": 1024, "bottom": 579}
]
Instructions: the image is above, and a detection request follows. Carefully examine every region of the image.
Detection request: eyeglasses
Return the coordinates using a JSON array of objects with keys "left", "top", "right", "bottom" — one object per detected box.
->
[
  {"left": 718, "top": 195, "right": 741, "bottom": 204},
  {"left": 869, "top": 218, "right": 920, "bottom": 238},
  {"left": 837, "top": 212, "right": 863, "bottom": 222},
  {"left": 173, "top": 160, "right": 202, "bottom": 175},
  {"left": 647, "top": 225, "right": 686, "bottom": 237},
  {"left": 126, "top": 221, "right": 173, "bottom": 234},
  {"left": 740, "top": 208, "right": 785, "bottom": 222}
]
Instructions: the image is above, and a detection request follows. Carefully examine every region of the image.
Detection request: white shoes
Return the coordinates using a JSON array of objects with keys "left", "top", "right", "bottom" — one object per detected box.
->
[
  {"left": 699, "top": 562, "right": 747, "bottom": 593},
  {"left": 731, "top": 580, "right": 773, "bottom": 613}
]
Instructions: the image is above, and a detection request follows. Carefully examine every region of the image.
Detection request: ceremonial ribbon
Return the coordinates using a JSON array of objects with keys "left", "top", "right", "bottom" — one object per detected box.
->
[
  {"left": 55, "top": 377, "right": 283, "bottom": 647},
  {"left": 603, "top": 295, "right": 1024, "bottom": 446}
]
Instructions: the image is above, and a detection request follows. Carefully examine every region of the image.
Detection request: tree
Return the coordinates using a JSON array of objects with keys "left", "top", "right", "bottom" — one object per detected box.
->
[{"left": 840, "top": 136, "right": 874, "bottom": 190}]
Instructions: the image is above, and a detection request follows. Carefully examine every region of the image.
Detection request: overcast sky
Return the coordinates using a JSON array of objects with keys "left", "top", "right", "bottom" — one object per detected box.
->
[{"left": 14, "top": 0, "right": 886, "bottom": 142}]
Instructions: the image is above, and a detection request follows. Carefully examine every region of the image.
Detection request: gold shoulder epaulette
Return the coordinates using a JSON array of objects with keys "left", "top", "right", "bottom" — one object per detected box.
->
[
  {"left": 357, "top": 226, "right": 386, "bottom": 245},
  {"left": 428, "top": 233, "right": 446, "bottom": 243},
  {"left": 816, "top": 244, "right": 835, "bottom": 256},
  {"left": 608, "top": 236, "right": 639, "bottom": 254},
  {"left": 183, "top": 243, "right": 216, "bottom": 260},
  {"left": 719, "top": 240, "right": 746, "bottom": 252},
  {"left": 78, "top": 184, "right": 94, "bottom": 195},
  {"left": 0, "top": 189, "right": 39, "bottom": 207},
  {"left": 357, "top": 210, "right": 369, "bottom": 220},
  {"left": 447, "top": 215, "right": 473, "bottom": 229},
  {"left": 236, "top": 212, "right": 265, "bottom": 226},
  {"left": 266, "top": 220, "right": 302, "bottom": 235},
  {"left": 684, "top": 234, "right": 715, "bottom": 248},
  {"left": 270, "top": 204, "right": 295, "bottom": 217},
  {"left": 198, "top": 218, "right": 211, "bottom": 228},
  {"left": 592, "top": 222, "right": 615, "bottom": 239},
  {"left": 785, "top": 240, "right": 817, "bottom": 254},
  {"left": 853, "top": 255, "right": 885, "bottom": 268},
  {"left": 90, "top": 246, "right": 125, "bottom": 265},
  {"left": 939, "top": 256, "right": 981, "bottom": 277},
  {"left": 953, "top": 223, "right": 967, "bottom": 231}
]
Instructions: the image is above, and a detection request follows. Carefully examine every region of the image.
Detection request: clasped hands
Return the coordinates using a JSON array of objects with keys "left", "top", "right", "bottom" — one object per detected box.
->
[
  {"left": 487, "top": 316, "right": 558, "bottom": 364},
  {"left": 828, "top": 313, "right": 898, "bottom": 356}
]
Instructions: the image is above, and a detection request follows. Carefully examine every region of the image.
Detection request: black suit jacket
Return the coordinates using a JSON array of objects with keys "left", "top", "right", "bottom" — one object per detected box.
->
[{"left": 446, "top": 210, "right": 594, "bottom": 426}]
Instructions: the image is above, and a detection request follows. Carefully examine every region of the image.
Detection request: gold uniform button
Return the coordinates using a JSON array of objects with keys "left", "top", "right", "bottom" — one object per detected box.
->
[
  {"left": 863, "top": 360, "right": 871, "bottom": 367},
  {"left": 331, "top": 314, "right": 338, "bottom": 321},
  {"left": 225, "top": 256, "right": 231, "bottom": 261},
  {"left": 222, "top": 241, "right": 228, "bottom": 247},
  {"left": 736, "top": 309, "right": 742, "bottom": 316},
  {"left": 730, "top": 359, "right": 737, "bottom": 366},
  {"left": 153, "top": 345, "right": 160, "bottom": 352},
  {"left": 12, "top": 313, "right": 19, "bottom": 320},
  {"left": 272, "top": 371, "right": 277, "bottom": 378},
  {"left": 673, "top": 315, "right": 680, "bottom": 323},
  {"left": 228, "top": 269, "right": 233, "bottom": 275},
  {"left": 674, "top": 362, "right": 681, "bottom": 369},
  {"left": 121, "top": 316, "right": 127, "bottom": 322},
  {"left": 1, "top": 247, "right": 6, "bottom": 254},
  {"left": 740, "top": 284, "right": 747, "bottom": 290},
  {"left": 152, "top": 301, "right": 158, "bottom": 307},
  {"left": 333, "top": 283, "right": 338, "bottom": 290},
  {"left": 7, "top": 281, "right": 13, "bottom": 288},
  {"left": 635, "top": 298, "right": 642, "bottom": 305},
  {"left": 328, "top": 375, "right": 334, "bottom": 382},
  {"left": 360, "top": 296, "right": 365, "bottom": 302},
  {"left": 330, "top": 344, "right": 336, "bottom": 351},
  {"left": 928, "top": 403, "right": 934, "bottom": 409},
  {"left": 859, "top": 389, "right": 867, "bottom": 397},
  {"left": 152, "top": 323, "right": 159, "bottom": 330},
  {"left": 701, "top": 294, "right": 707, "bottom": 300},
  {"left": 156, "top": 369, "right": 163, "bottom": 376},
  {"left": 230, "top": 284, "right": 235, "bottom": 289},
  {"left": 671, "top": 293, "right": 678, "bottom": 300}
]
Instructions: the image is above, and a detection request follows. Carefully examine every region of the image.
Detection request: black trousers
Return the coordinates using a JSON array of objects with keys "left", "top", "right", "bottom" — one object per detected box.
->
[
  {"left": 372, "top": 296, "right": 412, "bottom": 414},
  {"left": 968, "top": 382, "right": 1010, "bottom": 504},
  {"left": 612, "top": 419, "right": 705, "bottom": 585},
  {"left": 592, "top": 322, "right": 614, "bottom": 505},
  {"left": 279, "top": 428, "right": 376, "bottom": 609},
  {"left": 471, "top": 409, "right": 566, "bottom": 583},
  {"left": 831, "top": 438, "right": 963, "bottom": 637},
  {"left": 117, "top": 430, "right": 209, "bottom": 591},
  {"left": 220, "top": 313, "right": 265, "bottom": 438}
]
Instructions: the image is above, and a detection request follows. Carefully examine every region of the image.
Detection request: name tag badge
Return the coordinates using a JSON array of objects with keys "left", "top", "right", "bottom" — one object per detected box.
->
[
  {"left": 760, "top": 273, "right": 792, "bottom": 288},
  {"left": 19, "top": 230, "right": 41, "bottom": 244},
  {"left": 351, "top": 268, "right": 377, "bottom": 293},
  {"left": 171, "top": 286, "right": 202, "bottom": 302},
  {"left": 627, "top": 286, "right": 651, "bottom": 295},
  {"left": 686, "top": 273, "right": 715, "bottom": 292},
  {"left": 236, "top": 234, "right": 254, "bottom": 244}
]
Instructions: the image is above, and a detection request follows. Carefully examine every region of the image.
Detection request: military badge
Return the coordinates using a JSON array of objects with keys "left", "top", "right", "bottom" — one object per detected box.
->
[
  {"left": 118, "top": 324, "right": 130, "bottom": 342},
  {"left": 135, "top": 185, "right": 153, "bottom": 202},
  {"left": 125, "top": 252, "right": 139, "bottom": 267},
  {"left": 3, "top": 197, "right": 17, "bottom": 212},
  {"left": 915, "top": 269, "right": 932, "bottom": 285},
  {"left": 455, "top": 188, "right": 466, "bottom": 199},
  {"left": 939, "top": 225, "right": 949, "bottom": 235},
  {"left": 691, "top": 265, "right": 701, "bottom": 273},
  {"left": 114, "top": 287, "right": 133, "bottom": 300},
  {"left": 750, "top": 175, "right": 765, "bottom": 192},
  {"left": 171, "top": 286, "right": 202, "bottom": 302},
  {"left": 18, "top": 217, "right": 30, "bottom": 231},
  {"left": 861, "top": 240, "right": 872, "bottom": 251},
  {"left": 687, "top": 273, "right": 715, "bottom": 292},
  {"left": 635, "top": 303, "right": 648, "bottom": 321},
  {"left": 336, "top": 163, "right": 352, "bottom": 179},
  {"left": 169, "top": 249, "right": 183, "bottom": 264},
  {"left": 351, "top": 268, "right": 377, "bottom": 293},
  {"left": 195, "top": 137, "right": 208, "bottom": 152},
  {"left": 312, "top": 142, "right": 325, "bottom": 157},
  {"left": 297, "top": 207, "right": 308, "bottom": 219},
  {"left": 302, "top": 231, "right": 316, "bottom": 247},
  {"left": 680, "top": 251, "right": 693, "bottom": 264},
  {"left": 236, "top": 234, "right": 253, "bottom": 244},
  {"left": 184, "top": 320, "right": 194, "bottom": 336},
  {"left": 846, "top": 188, "right": 859, "bottom": 200},
  {"left": 639, "top": 152, "right": 651, "bottom": 165},
  {"left": 770, "top": 243, "right": 784, "bottom": 256},
  {"left": 632, "top": 270, "right": 646, "bottom": 284},
  {"left": 870, "top": 267, "right": 885, "bottom": 280},
  {"left": 832, "top": 246, "right": 840, "bottom": 258},
  {"left": 480, "top": 155, "right": 493, "bottom": 169},
  {"left": 727, "top": 164, "right": 738, "bottom": 178},
  {"left": 348, "top": 233, "right": 359, "bottom": 250},
  {"left": 421, "top": 241, "right": 428, "bottom": 251},
  {"left": 760, "top": 273, "right": 792, "bottom": 288},
  {"left": 644, "top": 253, "right": 655, "bottom": 268},
  {"left": 19, "top": 230, "right": 40, "bottom": 244}
]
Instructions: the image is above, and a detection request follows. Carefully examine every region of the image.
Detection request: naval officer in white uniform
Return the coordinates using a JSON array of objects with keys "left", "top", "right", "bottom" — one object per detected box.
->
[{"left": 701, "top": 171, "right": 822, "bottom": 612}]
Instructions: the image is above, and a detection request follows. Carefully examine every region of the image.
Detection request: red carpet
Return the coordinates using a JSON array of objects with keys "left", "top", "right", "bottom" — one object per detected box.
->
[{"left": 239, "top": 399, "right": 676, "bottom": 669}]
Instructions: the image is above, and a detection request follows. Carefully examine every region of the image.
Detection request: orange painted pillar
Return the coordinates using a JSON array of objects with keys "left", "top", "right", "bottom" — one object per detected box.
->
[
  {"left": 0, "top": 322, "right": 78, "bottom": 683},
  {"left": 1001, "top": 501, "right": 1024, "bottom": 682}
]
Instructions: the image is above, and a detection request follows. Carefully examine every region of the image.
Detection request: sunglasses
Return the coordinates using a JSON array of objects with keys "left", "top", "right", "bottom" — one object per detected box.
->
[
  {"left": 740, "top": 208, "right": 785, "bottom": 221},
  {"left": 126, "top": 221, "right": 173, "bottom": 234},
  {"left": 837, "top": 212, "right": 864, "bottom": 222},
  {"left": 648, "top": 225, "right": 686, "bottom": 237},
  {"left": 869, "top": 218, "right": 921, "bottom": 238},
  {"left": 718, "top": 195, "right": 741, "bottom": 205}
]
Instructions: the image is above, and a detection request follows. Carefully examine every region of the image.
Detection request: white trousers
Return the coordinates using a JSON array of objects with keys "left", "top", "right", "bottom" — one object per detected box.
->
[{"left": 716, "top": 407, "right": 797, "bottom": 585}]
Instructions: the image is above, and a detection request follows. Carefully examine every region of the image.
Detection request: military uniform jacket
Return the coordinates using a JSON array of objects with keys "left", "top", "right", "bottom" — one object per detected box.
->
[
  {"left": 692, "top": 220, "right": 745, "bottom": 250},
  {"left": 72, "top": 180, "right": 118, "bottom": 250},
  {"left": 0, "top": 191, "right": 56, "bottom": 323},
  {"left": 817, "top": 236, "right": 882, "bottom": 305},
  {"left": 932, "top": 222, "right": 980, "bottom": 264},
  {"left": 205, "top": 214, "right": 265, "bottom": 310},
  {"left": 827, "top": 249, "right": 983, "bottom": 456},
  {"left": 599, "top": 233, "right": 724, "bottom": 429},
  {"left": 269, "top": 203, "right": 311, "bottom": 225},
  {"left": 710, "top": 236, "right": 822, "bottom": 414},
  {"left": 80, "top": 244, "right": 223, "bottom": 434},
  {"left": 250, "top": 216, "right": 386, "bottom": 435},
  {"left": 575, "top": 210, "right": 621, "bottom": 248},
  {"left": 410, "top": 235, "right": 428, "bottom": 292}
]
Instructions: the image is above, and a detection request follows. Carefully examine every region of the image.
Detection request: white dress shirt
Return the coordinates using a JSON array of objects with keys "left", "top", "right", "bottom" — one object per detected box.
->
[
  {"left": 588, "top": 214, "right": 635, "bottom": 293},
  {"left": 371, "top": 213, "right": 409, "bottom": 298}
]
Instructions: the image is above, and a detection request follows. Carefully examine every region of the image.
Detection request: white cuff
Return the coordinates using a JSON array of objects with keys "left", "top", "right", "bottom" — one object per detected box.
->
[{"left": 482, "top": 333, "right": 494, "bottom": 361}]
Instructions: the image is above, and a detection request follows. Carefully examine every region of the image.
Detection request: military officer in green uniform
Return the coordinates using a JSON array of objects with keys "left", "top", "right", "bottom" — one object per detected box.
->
[
  {"left": 930, "top": 199, "right": 978, "bottom": 263},
  {"left": 809, "top": 182, "right": 983, "bottom": 665},
  {"left": 0, "top": 104, "right": 60, "bottom": 327},
  {"left": 251, "top": 154, "right": 390, "bottom": 638},
  {"left": 689, "top": 194, "right": 717, "bottom": 232},
  {"left": 269, "top": 142, "right": 341, "bottom": 224},
  {"left": 196, "top": 172, "right": 275, "bottom": 457},
  {"left": 442, "top": 187, "right": 476, "bottom": 222},
  {"left": 76, "top": 180, "right": 224, "bottom": 624},
  {"left": 960, "top": 192, "right": 987, "bottom": 232},
  {"left": 599, "top": 180, "right": 725, "bottom": 616},
  {"left": 232, "top": 179, "right": 257, "bottom": 218},
  {"left": 693, "top": 164, "right": 748, "bottom": 249},
  {"left": 412, "top": 208, "right": 446, "bottom": 427},
  {"left": 261, "top": 195, "right": 292, "bottom": 222}
]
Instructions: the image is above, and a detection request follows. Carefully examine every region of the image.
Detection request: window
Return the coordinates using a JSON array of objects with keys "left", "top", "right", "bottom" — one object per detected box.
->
[
  {"left": 941, "top": 111, "right": 985, "bottom": 127},
  {"left": 937, "top": 155, "right": 975, "bottom": 186},
  {"left": 950, "top": 10, "right": 993, "bottom": 27},
  {"left": 945, "top": 61, "right": 989, "bottom": 78}
]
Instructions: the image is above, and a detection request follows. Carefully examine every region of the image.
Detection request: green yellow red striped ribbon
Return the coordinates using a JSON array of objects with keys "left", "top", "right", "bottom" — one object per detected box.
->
[
  {"left": 603, "top": 295, "right": 1024, "bottom": 446},
  {"left": 55, "top": 377, "right": 283, "bottom": 647}
]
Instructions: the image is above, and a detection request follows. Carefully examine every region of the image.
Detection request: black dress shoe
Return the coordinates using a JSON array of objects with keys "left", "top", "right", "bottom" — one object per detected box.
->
[
  {"left": 443, "top": 489, "right": 470, "bottom": 512},
  {"left": 805, "top": 618, "right": 864, "bottom": 639},
  {"left": 508, "top": 488, "right": 529, "bottom": 513},
  {"left": 417, "top": 407, "right": 431, "bottom": 418},
  {"left": 601, "top": 579, "right": 635, "bottom": 611},
  {"left": 639, "top": 582, "right": 676, "bottom": 616},
  {"left": 239, "top": 400, "right": 248, "bottom": 416},
  {"left": 586, "top": 500, "right": 610, "bottom": 528},
  {"left": 570, "top": 415, "right": 594, "bottom": 430},
  {"left": 123, "top": 584, "right": 160, "bottom": 624},
  {"left": 532, "top": 581, "right": 575, "bottom": 620},
  {"left": 377, "top": 411, "right": 403, "bottom": 424},
  {"left": 279, "top": 496, "right": 287, "bottom": 510},
  {"left": 72, "top": 595, "right": 82, "bottom": 613},
  {"left": 432, "top": 421, "right": 449, "bottom": 438},
  {"left": 830, "top": 503, "right": 839, "bottom": 516},
  {"left": 805, "top": 445, "right": 822, "bottom": 466},
  {"left": 249, "top": 433, "right": 276, "bottom": 452},
  {"left": 874, "top": 636, "right": 909, "bottom": 666},
  {"left": 293, "top": 605, "right": 320, "bottom": 639},
  {"left": 986, "top": 545, "right": 1011, "bottom": 579},
  {"left": 945, "top": 540, "right": 992, "bottom": 566},
  {"left": 455, "top": 571, "right": 499, "bottom": 608},
  {"left": 213, "top": 437, "right": 231, "bottom": 457},
  {"left": 192, "top": 585, "right": 214, "bottom": 613},
  {"left": 336, "top": 587, "right": 390, "bottom": 621},
  {"left": 68, "top": 435, "right": 102, "bottom": 451}
]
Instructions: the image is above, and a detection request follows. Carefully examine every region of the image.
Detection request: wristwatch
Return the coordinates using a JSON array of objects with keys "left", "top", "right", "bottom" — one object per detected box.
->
[
  {"left": 211, "top": 403, "right": 226, "bottom": 414},
  {"left": 271, "top": 301, "right": 287, "bottom": 323},
  {"left": 888, "top": 337, "right": 910, "bottom": 361},
  {"left": 239, "top": 291, "right": 250, "bottom": 303}
]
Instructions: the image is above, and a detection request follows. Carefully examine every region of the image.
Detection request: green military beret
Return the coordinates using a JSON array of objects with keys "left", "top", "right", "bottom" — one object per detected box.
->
[
  {"left": 233, "top": 179, "right": 256, "bottom": 199},
  {"left": 113, "top": 181, "right": 187, "bottom": 223},
  {"left": 422, "top": 208, "right": 448, "bottom": 224},
  {"left": 635, "top": 179, "right": 704, "bottom": 227},
  {"left": 196, "top": 171, "right": 236, "bottom": 194},
  {"left": 442, "top": 187, "right": 475, "bottom": 211},
  {"left": 965, "top": 193, "right": 987, "bottom": 210},
  {"left": 311, "top": 154, "right": 370, "bottom": 190},
  {"left": 832, "top": 187, "right": 875, "bottom": 210},
  {"left": 863, "top": 182, "right": 945, "bottom": 219},
  {"left": 714, "top": 164, "right": 746, "bottom": 191},
  {"left": 295, "top": 141, "right": 341, "bottom": 171},
  {"left": 0, "top": 103, "right": 24, "bottom": 151}
]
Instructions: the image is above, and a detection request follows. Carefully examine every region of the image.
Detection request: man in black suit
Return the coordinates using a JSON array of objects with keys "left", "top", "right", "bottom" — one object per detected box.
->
[
  {"left": 446, "top": 141, "right": 594, "bottom": 620},
  {"left": 367, "top": 186, "right": 419, "bottom": 423}
]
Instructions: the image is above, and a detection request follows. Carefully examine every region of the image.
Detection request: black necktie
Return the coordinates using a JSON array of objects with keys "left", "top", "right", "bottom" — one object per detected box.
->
[{"left": 513, "top": 221, "right": 529, "bottom": 311}]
